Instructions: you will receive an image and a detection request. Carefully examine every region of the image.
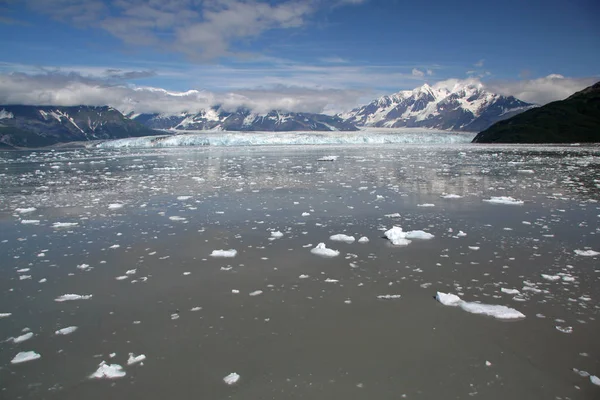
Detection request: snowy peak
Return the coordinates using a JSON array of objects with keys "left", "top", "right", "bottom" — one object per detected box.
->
[{"left": 343, "top": 82, "right": 536, "bottom": 131}]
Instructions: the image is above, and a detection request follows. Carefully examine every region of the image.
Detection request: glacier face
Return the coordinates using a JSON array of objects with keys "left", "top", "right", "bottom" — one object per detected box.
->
[
  {"left": 95, "top": 129, "right": 476, "bottom": 149},
  {"left": 341, "top": 82, "right": 535, "bottom": 132}
]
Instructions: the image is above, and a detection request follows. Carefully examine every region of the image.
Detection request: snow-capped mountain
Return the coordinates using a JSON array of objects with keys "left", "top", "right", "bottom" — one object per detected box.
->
[
  {"left": 0, "top": 105, "right": 158, "bottom": 148},
  {"left": 131, "top": 108, "right": 358, "bottom": 132},
  {"left": 341, "top": 82, "right": 536, "bottom": 132}
]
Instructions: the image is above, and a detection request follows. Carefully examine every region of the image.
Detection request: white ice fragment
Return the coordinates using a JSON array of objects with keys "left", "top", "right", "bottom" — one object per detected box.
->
[
  {"left": 358, "top": 236, "right": 369, "bottom": 243},
  {"left": 501, "top": 288, "right": 520, "bottom": 295},
  {"left": 384, "top": 227, "right": 411, "bottom": 246},
  {"left": 385, "top": 213, "right": 402, "bottom": 218},
  {"left": 329, "top": 234, "right": 355, "bottom": 243},
  {"left": 591, "top": 376, "right": 600, "bottom": 386},
  {"left": 310, "top": 243, "right": 339, "bottom": 257},
  {"left": 177, "top": 196, "right": 192, "bottom": 200},
  {"left": 115, "top": 275, "right": 129, "bottom": 280},
  {"left": 483, "top": 196, "right": 524, "bottom": 205},
  {"left": 249, "top": 290, "right": 263, "bottom": 296},
  {"left": 574, "top": 249, "right": 599, "bottom": 257},
  {"left": 301, "top": 212, "right": 310, "bottom": 217},
  {"left": 417, "top": 203, "right": 435, "bottom": 207},
  {"left": 299, "top": 274, "right": 309, "bottom": 279},
  {"left": 55, "top": 326, "right": 78, "bottom": 335},
  {"left": 15, "top": 207, "right": 36, "bottom": 214},
  {"left": 127, "top": 353, "right": 146, "bottom": 365},
  {"left": 0, "top": 313, "right": 12, "bottom": 318},
  {"left": 54, "top": 294, "right": 92, "bottom": 302},
  {"left": 169, "top": 216, "right": 186, "bottom": 221},
  {"left": 405, "top": 230, "right": 434, "bottom": 240},
  {"left": 377, "top": 295, "right": 401, "bottom": 299},
  {"left": 317, "top": 155, "right": 338, "bottom": 161},
  {"left": 441, "top": 194, "right": 462, "bottom": 199},
  {"left": 11, "top": 351, "right": 41, "bottom": 364},
  {"left": 436, "top": 292, "right": 525, "bottom": 320},
  {"left": 556, "top": 326, "right": 573, "bottom": 334},
  {"left": 541, "top": 274, "right": 561, "bottom": 281},
  {"left": 13, "top": 332, "right": 34, "bottom": 343},
  {"left": 223, "top": 372, "right": 240, "bottom": 385},
  {"left": 324, "top": 278, "right": 339, "bottom": 283},
  {"left": 21, "top": 219, "right": 40, "bottom": 225},
  {"left": 485, "top": 361, "right": 492, "bottom": 367},
  {"left": 270, "top": 231, "right": 284, "bottom": 238},
  {"left": 468, "top": 246, "right": 480, "bottom": 250},
  {"left": 90, "top": 361, "right": 126, "bottom": 379},
  {"left": 52, "top": 222, "right": 78, "bottom": 229},
  {"left": 191, "top": 306, "right": 202, "bottom": 311},
  {"left": 108, "top": 203, "right": 124, "bottom": 210},
  {"left": 210, "top": 249, "right": 237, "bottom": 258}
]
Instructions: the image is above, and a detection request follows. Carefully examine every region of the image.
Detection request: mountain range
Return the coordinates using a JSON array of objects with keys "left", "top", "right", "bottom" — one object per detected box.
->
[
  {"left": 473, "top": 81, "right": 600, "bottom": 143},
  {"left": 340, "top": 82, "right": 536, "bottom": 131}
]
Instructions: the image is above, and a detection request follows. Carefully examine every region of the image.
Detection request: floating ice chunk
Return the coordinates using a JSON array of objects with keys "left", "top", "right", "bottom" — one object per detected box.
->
[
  {"left": 441, "top": 194, "right": 462, "bottom": 199},
  {"left": 299, "top": 275, "right": 309, "bottom": 279},
  {"left": 13, "top": 332, "right": 34, "bottom": 343},
  {"left": 417, "top": 203, "right": 435, "bottom": 207},
  {"left": 169, "top": 216, "right": 186, "bottom": 221},
  {"left": 405, "top": 230, "right": 434, "bottom": 240},
  {"left": 517, "top": 169, "right": 534, "bottom": 174},
  {"left": 384, "top": 227, "right": 411, "bottom": 246},
  {"left": 385, "top": 213, "right": 401, "bottom": 218},
  {"left": 15, "top": 207, "right": 36, "bottom": 214},
  {"left": 436, "top": 292, "right": 525, "bottom": 320},
  {"left": 52, "top": 222, "right": 78, "bottom": 229},
  {"left": 177, "top": 196, "right": 192, "bottom": 200},
  {"left": 310, "top": 243, "right": 339, "bottom": 257},
  {"left": 541, "top": 274, "right": 561, "bottom": 281},
  {"left": 127, "top": 353, "right": 146, "bottom": 365},
  {"left": 223, "top": 372, "right": 240, "bottom": 385},
  {"left": 21, "top": 219, "right": 40, "bottom": 225},
  {"left": 77, "top": 263, "right": 90, "bottom": 270},
  {"left": 456, "top": 231, "right": 467, "bottom": 237},
  {"left": 358, "top": 236, "right": 369, "bottom": 243},
  {"left": 249, "top": 290, "right": 263, "bottom": 296},
  {"left": 329, "top": 234, "right": 355, "bottom": 243},
  {"left": 501, "top": 288, "right": 520, "bottom": 295},
  {"left": 556, "top": 326, "right": 573, "bottom": 334},
  {"left": 108, "top": 204, "right": 124, "bottom": 210},
  {"left": 191, "top": 306, "right": 202, "bottom": 311},
  {"left": 54, "top": 294, "right": 92, "bottom": 302},
  {"left": 271, "top": 231, "right": 284, "bottom": 238},
  {"left": 210, "top": 249, "right": 237, "bottom": 258},
  {"left": 324, "top": 278, "right": 339, "bottom": 283},
  {"left": 0, "top": 313, "right": 12, "bottom": 318},
  {"left": 317, "top": 156, "right": 338, "bottom": 161},
  {"left": 115, "top": 275, "right": 128, "bottom": 280},
  {"left": 90, "top": 362, "right": 126, "bottom": 379},
  {"left": 11, "top": 351, "right": 41, "bottom": 364},
  {"left": 301, "top": 212, "right": 310, "bottom": 217},
  {"left": 109, "top": 244, "right": 120, "bottom": 249},
  {"left": 483, "top": 196, "right": 524, "bottom": 205},
  {"left": 377, "top": 295, "right": 401, "bottom": 299},
  {"left": 468, "top": 246, "right": 480, "bottom": 250},
  {"left": 574, "top": 249, "right": 599, "bottom": 257},
  {"left": 55, "top": 326, "right": 78, "bottom": 335},
  {"left": 591, "top": 376, "right": 600, "bottom": 386}
]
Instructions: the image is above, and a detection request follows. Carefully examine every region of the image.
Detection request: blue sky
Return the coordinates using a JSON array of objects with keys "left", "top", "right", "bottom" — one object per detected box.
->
[{"left": 0, "top": 0, "right": 598, "bottom": 113}]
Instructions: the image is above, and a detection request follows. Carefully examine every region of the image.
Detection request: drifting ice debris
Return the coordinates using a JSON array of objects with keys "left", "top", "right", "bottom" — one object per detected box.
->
[
  {"left": 436, "top": 292, "right": 525, "bottom": 320},
  {"left": 90, "top": 361, "right": 126, "bottom": 379},
  {"left": 108, "top": 203, "right": 124, "bottom": 210},
  {"left": 13, "top": 332, "right": 34, "bottom": 343},
  {"left": 0, "top": 313, "right": 12, "bottom": 318},
  {"left": 249, "top": 290, "right": 263, "bottom": 296},
  {"left": 483, "top": 196, "right": 524, "bottom": 205},
  {"left": 223, "top": 372, "right": 240, "bottom": 385},
  {"left": 127, "top": 353, "right": 146, "bottom": 365},
  {"left": 591, "top": 376, "right": 600, "bottom": 386},
  {"left": 54, "top": 294, "right": 92, "bottom": 302},
  {"left": 358, "top": 236, "right": 369, "bottom": 243},
  {"left": 301, "top": 212, "right": 310, "bottom": 216},
  {"left": 541, "top": 274, "right": 561, "bottom": 281},
  {"left": 270, "top": 231, "right": 284, "bottom": 238},
  {"left": 21, "top": 219, "right": 40, "bottom": 225},
  {"left": 310, "top": 243, "right": 340, "bottom": 257},
  {"left": 55, "top": 326, "right": 78, "bottom": 335},
  {"left": 441, "top": 194, "right": 462, "bottom": 199},
  {"left": 210, "top": 249, "right": 237, "bottom": 258},
  {"left": 52, "top": 222, "right": 78, "bottom": 229},
  {"left": 405, "top": 230, "right": 434, "bottom": 240},
  {"left": 501, "top": 288, "right": 520, "bottom": 295},
  {"left": 317, "top": 155, "right": 338, "bottom": 161},
  {"left": 169, "top": 216, "right": 186, "bottom": 221},
  {"left": 15, "top": 207, "right": 36, "bottom": 214},
  {"left": 177, "top": 196, "right": 192, "bottom": 200},
  {"left": 417, "top": 203, "right": 435, "bottom": 207},
  {"left": 329, "top": 234, "right": 355, "bottom": 243},
  {"left": 384, "top": 227, "right": 411, "bottom": 246},
  {"left": 377, "top": 295, "right": 402, "bottom": 299},
  {"left": 556, "top": 326, "right": 573, "bottom": 334},
  {"left": 11, "top": 351, "right": 41, "bottom": 364},
  {"left": 574, "top": 249, "right": 599, "bottom": 257}
]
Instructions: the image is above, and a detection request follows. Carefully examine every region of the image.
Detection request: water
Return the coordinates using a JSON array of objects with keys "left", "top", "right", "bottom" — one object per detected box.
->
[{"left": 0, "top": 143, "right": 599, "bottom": 399}]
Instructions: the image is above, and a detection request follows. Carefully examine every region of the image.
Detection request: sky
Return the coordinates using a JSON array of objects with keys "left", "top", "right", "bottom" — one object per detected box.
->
[{"left": 0, "top": 0, "right": 598, "bottom": 114}]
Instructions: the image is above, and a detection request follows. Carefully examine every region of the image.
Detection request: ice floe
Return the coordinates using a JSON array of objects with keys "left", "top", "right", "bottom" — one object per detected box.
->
[
  {"left": 90, "top": 361, "right": 126, "bottom": 379},
  {"left": 54, "top": 294, "right": 92, "bottom": 302},
  {"left": 15, "top": 207, "right": 36, "bottom": 214},
  {"left": 55, "top": 326, "right": 78, "bottom": 335},
  {"left": 52, "top": 222, "right": 78, "bottom": 229},
  {"left": 436, "top": 292, "right": 525, "bottom": 320},
  {"left": 127, "top": 353, "right": 146, "bottom": 365},
  {"left": 358, "top": 236, "right": 369, "bottom": 243},
  {"left": 210, "top": 249, "right": 238, "bottom": 258},
  {"left": 310, "top": 243, "right": 339, "bottom": 257},
  {"left": 377, "top": 295, "right": 402, "bottom": 299},
  {"left": 441, "top": 194, "right": 462, "bottom": 199},
  {"left": 270, "top": 231, "right": 283, "bottom": 238},
  {"left": 13, "top": 332, "right": 34, "bottom": 343},
  {"left": 385, "top": 227, "right": 434, "bottom": 245},
  {"left": 574, "top": 249, "right": 599, "bottom": 257},
  {"left": 483, "top": 196, "right": 524, "bottom": 205},
  {"left": 11, "top": 351, "right": 41, "bottom": 364},
  {"left": 329, "top": 234, "right": 355, "bottom": 243},
  {"left": 223, "top": 372, "right": 240, "bottom": 385}
]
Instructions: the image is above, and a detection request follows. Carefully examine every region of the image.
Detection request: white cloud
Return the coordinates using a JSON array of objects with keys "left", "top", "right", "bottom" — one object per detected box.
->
[
  {"left": 474, "top": 59, "right": 484, "bottom": 68},
  {"left": 411, "top": 68, "right": 425, "bottom": 78}
]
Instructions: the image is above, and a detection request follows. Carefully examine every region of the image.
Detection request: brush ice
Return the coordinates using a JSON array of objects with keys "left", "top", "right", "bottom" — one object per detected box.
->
[
  {"left": 55, "top": 326, "right": 78, "bottom": 335},
  {"left": 329, "top": 234, "right": 355, "bottom": 243},
  {"left": 90, "top": 361, "right": 126, "bottom": 379},
  {"left": 574, "top": 249, "right": 599, "bottom": 256},
  {"left": 11, "top": 351, "right": 41, "bottom": 364},
  {"left": 310, "top": 243, "right": 339, "bottom": 257},
  {"left": 483, "top": 196, "right": 524, "bottom": 205},
  {"left": 55, "top": 294, "right": 92, "bottom": 302},
  {"left": 223, "top": 372, "right": 240, "bottom": 385},
  {"left": 13, "top": 332, "right": 34, "bottom": 343},
  {"left": 210, "top": 249, "right": 237, "bottom": 258},
  {"left": 127, "top": 353, "right": 146, "bottom": 365},
  {"left": 436, "top": 292, "right": 525, "bottom": 320}
]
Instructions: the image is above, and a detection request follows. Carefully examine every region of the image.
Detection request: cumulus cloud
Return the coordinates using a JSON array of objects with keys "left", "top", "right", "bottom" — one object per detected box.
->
[
  {"left": 14, "top": 0, "right": 365, "bottom": 60},
  {"left": 0, "top": 71, "right": 366, "bottom": 115},
  {"left": 411, "top": 68, "right": 425, "bottom": 78}
]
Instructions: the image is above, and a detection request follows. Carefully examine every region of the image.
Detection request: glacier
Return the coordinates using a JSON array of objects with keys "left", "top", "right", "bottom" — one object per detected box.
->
[{"left": 95, "top": 129, "right": 475, "bottom": 149}]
